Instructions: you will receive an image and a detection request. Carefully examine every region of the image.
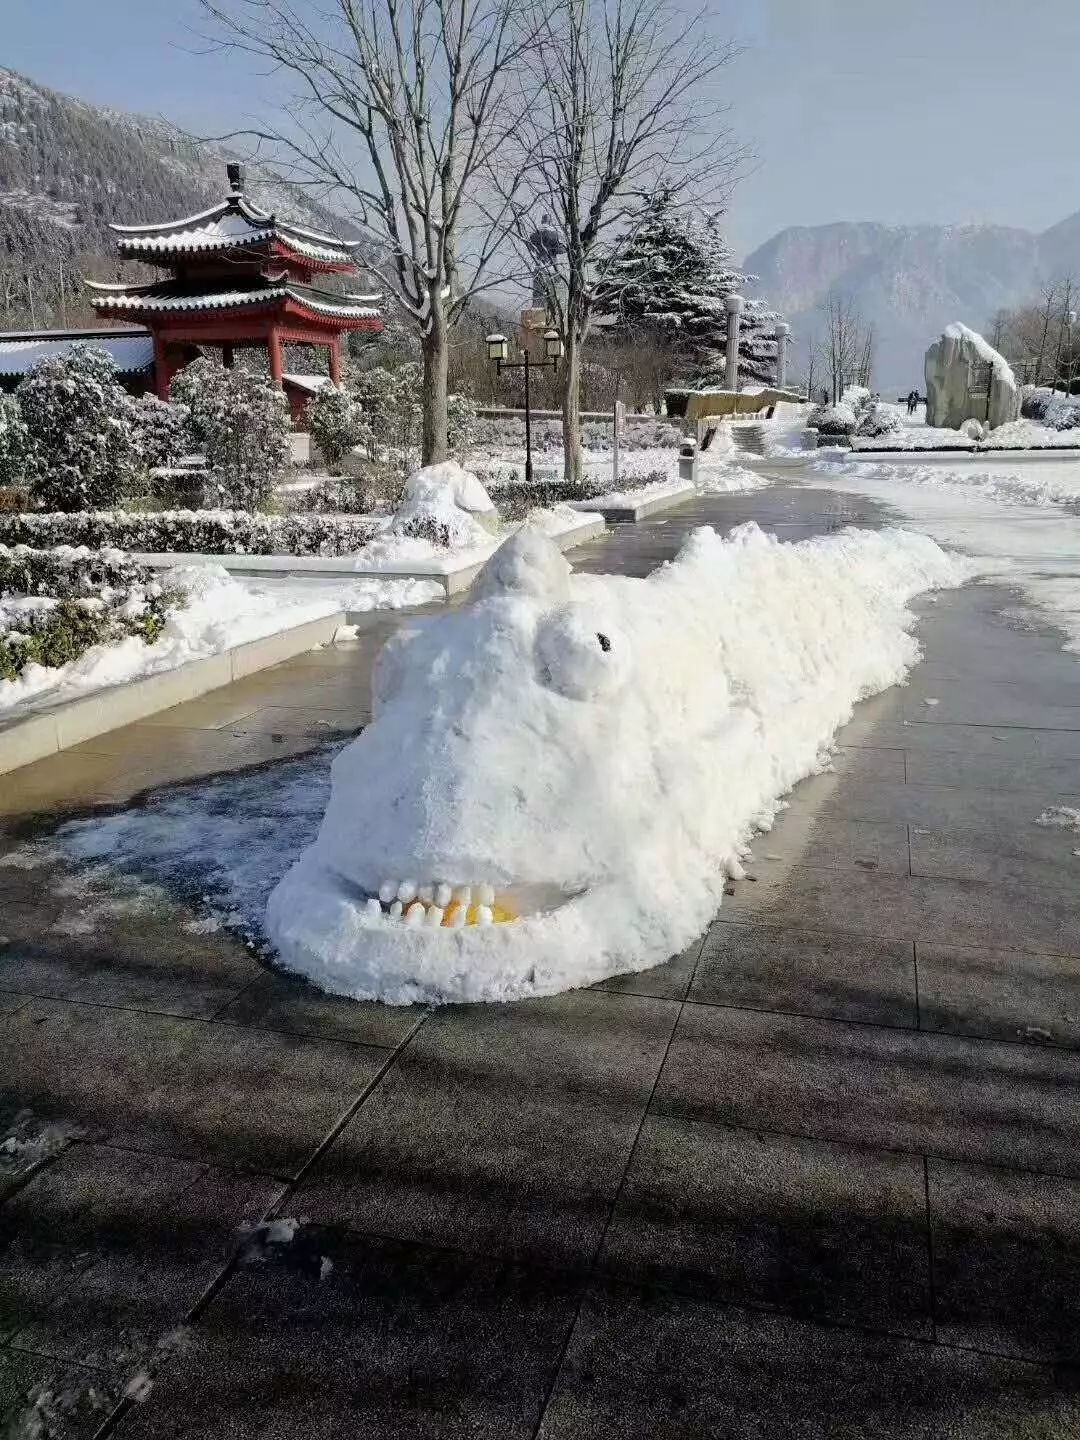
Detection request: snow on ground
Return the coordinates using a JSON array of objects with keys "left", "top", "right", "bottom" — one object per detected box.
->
[
  {"left": 264, "top": 525, "right": 967, "bottom": 1004},
  {"left": 801, "top": 452, "right": 1080, "bottom": 654},
  {"left": 0, "top": 565, "right": 439, "bottom": 718}
]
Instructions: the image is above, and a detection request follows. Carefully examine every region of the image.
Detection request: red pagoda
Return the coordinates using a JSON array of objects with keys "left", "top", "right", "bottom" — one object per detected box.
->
[{"left": 88, "top": 164, "right": 381, "bottom": 408}]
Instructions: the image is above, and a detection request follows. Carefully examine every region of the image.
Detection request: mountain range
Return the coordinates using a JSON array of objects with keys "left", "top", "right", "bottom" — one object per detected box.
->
[{"left": 744, "top": 214, "right": 1080, "bottom": 390}]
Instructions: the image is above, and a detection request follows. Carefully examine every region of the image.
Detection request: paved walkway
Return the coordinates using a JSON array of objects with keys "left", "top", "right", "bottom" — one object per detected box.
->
[{"left": 4, "top": 483, "right": 1080, "bottom": 1436}]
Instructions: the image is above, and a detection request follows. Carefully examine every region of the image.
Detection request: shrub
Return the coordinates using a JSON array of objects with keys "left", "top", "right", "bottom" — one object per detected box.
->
[
  {"left": 191, "top": 367, "right": 291, "bottom": 510},
  {"left": 0, "top": 509, "right": 382, "bottom": 557},
  {"left": 16, "top": 346, "right": 141, "bottom": 511},
  {"left": 350, "top": 364, "right": 422, "bottom": 471},
  {"left": 0, "top": 544, "right": 184, "bottom": 683},
  {"left": 855, "top": 402, "right": 904, "bottom": 438},
  {"left": 447, "top": 393, "right": 478, "bottom": 454},
  {"left": 1021, "top": 386, "right": 1080, "bottom": 430},
  {"left": 0, "top": 395, "right": 29, "bottom": 488},
  {"left": 169, "top": 357, "right": 226, "bottom": 448},
  {"left": 813, "top": 402, "right": 857, "bottom": 437},
  {"left": 131, "top": 394, "right": 192, "bottom": 469},
  {"left": 307, "top": 384, "right": 366, "bottom": 471}
]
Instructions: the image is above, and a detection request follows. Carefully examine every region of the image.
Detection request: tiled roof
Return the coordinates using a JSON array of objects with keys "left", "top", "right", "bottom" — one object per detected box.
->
[
  {"left": 89, "top": 281, "right": 379, "bottom": 320},
  {"left": 0, "top": 330, "right": 154, "bottom": 377},
  {"left": 110, "top": 195, "right": 360, "bottom": 266}
]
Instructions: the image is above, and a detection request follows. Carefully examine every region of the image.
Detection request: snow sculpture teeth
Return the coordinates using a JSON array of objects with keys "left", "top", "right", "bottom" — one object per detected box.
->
[{"left": 367, "top": 881, "right": 519, "bottom": 928}]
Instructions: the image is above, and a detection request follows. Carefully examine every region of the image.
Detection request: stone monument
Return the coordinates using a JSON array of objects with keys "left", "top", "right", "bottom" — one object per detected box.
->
[{"left": 924, "top": 322, "right": 1020, "bottom": 431}]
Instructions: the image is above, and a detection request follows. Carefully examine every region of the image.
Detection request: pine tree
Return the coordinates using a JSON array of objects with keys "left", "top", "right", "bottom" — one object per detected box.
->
[{"left": 600, "top": 195, "right": 781, "bottom": 386}]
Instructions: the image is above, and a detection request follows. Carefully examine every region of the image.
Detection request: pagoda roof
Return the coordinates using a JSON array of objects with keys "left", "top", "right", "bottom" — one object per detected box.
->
[
  {"left": 87, "top": 276, "right": 381, "bottom": 325},
  {"left": 110, "top": 193, "right": 362, "bottom": 268}
]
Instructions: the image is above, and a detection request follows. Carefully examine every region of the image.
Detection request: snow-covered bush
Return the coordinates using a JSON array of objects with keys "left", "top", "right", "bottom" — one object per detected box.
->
[
  {"left": 0, "top": 395, "right": 29, "bottom": 488},
  {"left": 1021, "top": 386, "right": 1080, "bottom": 430},
  {"left": 0, "top": 543, "right": 183, "bottom": 682},
  {"left": 388, "top": 461, "right": 498, "bottom": 548},
  {"left": 841, "top": 385, "right": 872, "bottom": 414},
  {"left": 169, "top": 357, "right": 226, "bottom": 448},
  {"left": 307, "top": 385, "right": 367, "bottom": 471},
  {"left": 470, "top": 414, "right": 681, "bottom": 456},
  {"left": 813, "top": 402, "right": 857, "bottom": 437},
  {"left": 131, "top": 394, "right": 191, "bottom": 470},
  {"left": 351, "top": 364, "right": 422, "bottom": 469},
  {"left": 197, "top": 368, "right": 291, "bottom": 511},
  {"left": 17, "top": 346, "right": 141, "bottom": 511},
  {"left": 447, "top": 392, "right": 478, "bottom": 454},
  {"left": 855, "top": 402, "right": 904, "bottom": 438},
  {"left": 0, "top": 510, "right": 381, "bottom": 557}
]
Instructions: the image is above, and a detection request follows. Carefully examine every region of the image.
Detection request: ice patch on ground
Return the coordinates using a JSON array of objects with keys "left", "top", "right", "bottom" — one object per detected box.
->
[
  {"left": 266, "top": 524, "right": 969, "bottom": 1004},
  {"left": 1035, "top": 805, "right": 1080, "bottom": 832}
]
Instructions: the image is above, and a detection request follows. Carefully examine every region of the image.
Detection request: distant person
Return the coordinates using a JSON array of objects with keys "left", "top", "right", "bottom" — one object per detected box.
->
[
  {"left": 907, "top": 390, "right": 918, "bottom": 416},
  {"left": 820, "top": 387, "right": 829, "bottom": 407}
]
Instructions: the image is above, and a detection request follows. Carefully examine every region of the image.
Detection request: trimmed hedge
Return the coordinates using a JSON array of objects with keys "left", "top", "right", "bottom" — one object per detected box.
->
[
  {"left": 0, "top": 544, "right": 183, "bottom": 683},
  {"left": 0, "top": 509, "right": 382, "bottom": 557},
  {"left": 485, "top": 469, "right": 666, "bottom": 522}
]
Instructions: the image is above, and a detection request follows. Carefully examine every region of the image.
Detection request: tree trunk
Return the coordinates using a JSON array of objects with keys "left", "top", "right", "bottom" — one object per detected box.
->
[
  {"left": 561, "top": 328, "right": 583, "bottom": 482},
  {"left": 421, "top": 305, "right": 449, "bottom": 465}
]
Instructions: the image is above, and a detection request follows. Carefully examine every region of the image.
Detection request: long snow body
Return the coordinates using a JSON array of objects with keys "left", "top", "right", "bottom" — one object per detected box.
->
[{"left": 266, "top": 523, "right": 966, "bottom": 1004}]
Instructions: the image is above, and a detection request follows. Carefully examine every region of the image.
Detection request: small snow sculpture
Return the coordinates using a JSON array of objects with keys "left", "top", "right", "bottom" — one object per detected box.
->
[
  {"left": 924, "top": 323, "right": 1020, "bottom": 431},
  {"left": 265, "top": 523, "right": 966, "bottom": 1006},
  {"left": 389, "top": 460, "right": 499, "bottom": 547}
]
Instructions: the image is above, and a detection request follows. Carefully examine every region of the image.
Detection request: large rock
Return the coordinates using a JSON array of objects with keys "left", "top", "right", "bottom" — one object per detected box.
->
[{"left": 925, "top": 322, "right": 1020, "bottom": 431}]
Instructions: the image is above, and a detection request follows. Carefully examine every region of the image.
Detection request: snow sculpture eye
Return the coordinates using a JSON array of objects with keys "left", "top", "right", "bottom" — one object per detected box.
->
[{"left": 535, "top": 604, "right": 630, "bottom": 700}]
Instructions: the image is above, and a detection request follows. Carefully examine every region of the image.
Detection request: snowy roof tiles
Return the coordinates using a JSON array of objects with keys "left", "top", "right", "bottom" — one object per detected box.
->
[
  {"left": 87, "top": 279, "right": 380, "bottom": 323},
  {"left": 110, "top": 193, "right": 361, "bottom": 268},
  {"left": 0, "top": 329, "right": 154, "bottom": 378}
]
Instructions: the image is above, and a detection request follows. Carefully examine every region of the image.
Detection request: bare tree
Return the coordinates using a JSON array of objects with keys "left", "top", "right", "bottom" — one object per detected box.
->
[
  {"left": 819, "top": 293, "right": 869, "bottom": 403},
  {"left": 492, "top": 0, "right": 742, "bottom": 480},
  {"left": 199, "top": 0, "right": 534, "bottom": 463}
]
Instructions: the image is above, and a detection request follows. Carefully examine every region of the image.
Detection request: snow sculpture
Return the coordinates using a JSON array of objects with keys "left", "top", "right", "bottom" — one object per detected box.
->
[
  {"left": 388, "top": 460, "right": 498, "bottom": 547},
  {"left": 265, "top": 523, "right": 965, "bottom": 1006},
  {"left": 924, "top": 323, "right": 1019, "bottom": 431}
]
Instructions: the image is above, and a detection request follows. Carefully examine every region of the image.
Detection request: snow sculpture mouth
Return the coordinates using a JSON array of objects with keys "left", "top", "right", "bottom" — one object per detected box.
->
[{"left": 361, "top": 879, "right": 574, "bottom": 927}]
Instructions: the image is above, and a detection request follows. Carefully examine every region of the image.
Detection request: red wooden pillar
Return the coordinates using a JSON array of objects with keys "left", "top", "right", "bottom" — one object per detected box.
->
[
  {"left": 328, "top": 335, "right": 342, "bottom": 386},
  {"left": 267, "top": 327, "right": 283, "bottom": 386}
]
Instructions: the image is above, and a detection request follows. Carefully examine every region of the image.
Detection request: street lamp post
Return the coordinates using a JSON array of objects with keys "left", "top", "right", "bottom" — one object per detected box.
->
[{"left": 487, "top": 329, "right": 564, "bottom": 484}]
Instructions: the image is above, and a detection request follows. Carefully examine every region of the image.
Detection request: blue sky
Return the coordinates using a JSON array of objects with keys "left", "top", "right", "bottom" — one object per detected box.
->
[{"left": 6, "top": 0, "right": 1080, "bottom": 258}]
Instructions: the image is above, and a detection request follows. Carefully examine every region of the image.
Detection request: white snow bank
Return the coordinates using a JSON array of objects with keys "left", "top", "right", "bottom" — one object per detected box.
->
[
  {"left": 696, "top": 461, "right": 769, "bottom": 494},
  {"left": 0, "top": 564, "right": 438, "bottom": 717},
  {"left": 388, "top": 460, "right": 499, "bottom": 548},
  {"left": 265, "top": 523, "right": 969, "bottom": 1005}
]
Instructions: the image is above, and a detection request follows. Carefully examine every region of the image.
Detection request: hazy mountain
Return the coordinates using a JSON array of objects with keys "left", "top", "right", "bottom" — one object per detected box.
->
[
  {"left": 745, "top": 216, "right": 1080, "bottom": 391},
  {"left": 0, "top": 67, "right": 363, "bottom": 330}
]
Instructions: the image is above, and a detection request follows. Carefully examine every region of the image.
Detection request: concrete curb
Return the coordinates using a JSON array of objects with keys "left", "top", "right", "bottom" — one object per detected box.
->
[
  {"left": 0, "top": 611, "right": 345, "bottom": 778},
  {"left": 570, "top": 484, "right": 696, "bottom": 523}
]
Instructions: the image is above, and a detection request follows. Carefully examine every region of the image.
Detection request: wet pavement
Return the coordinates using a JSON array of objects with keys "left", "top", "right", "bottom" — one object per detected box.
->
[{"left": 4, "top": 480, "right": 1080, "bottom": 1436}]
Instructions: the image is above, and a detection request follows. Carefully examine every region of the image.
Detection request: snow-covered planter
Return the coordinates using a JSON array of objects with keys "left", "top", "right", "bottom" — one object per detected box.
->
[
  {"left": 0, "top": 544, "right": 183, "bottom": 682},
  {"left": 0, "top": 510, "right": 382, "bottom": 557},
  {"left": 17, "top": 346, "right": 142, "bottom": 511},
  {"left": 388, "top": 462, "right": 499, "bottom": 548}
]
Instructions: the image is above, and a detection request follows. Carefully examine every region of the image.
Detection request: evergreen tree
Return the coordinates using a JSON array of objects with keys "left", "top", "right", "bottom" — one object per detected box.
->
[{"left": 600, "top": 195, "right": 781, "bottom": 386}]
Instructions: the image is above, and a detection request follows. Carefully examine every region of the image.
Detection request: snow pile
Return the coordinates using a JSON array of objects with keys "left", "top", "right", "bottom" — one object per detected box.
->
[
  {"left": 266, "top": 523, "right": 968, "bottom": 1005},
  {"left": 696, "top": 461, "right": 769, "bottom": 494},
  {"left": 387, "top": 461, "right": 499, "bottom": 548},
  {"left": 1035, "top": 805, "right": 1080, "bottom": 833},
  {"left": 814, "top": 453, "right": 1080, "bottom": 508}
]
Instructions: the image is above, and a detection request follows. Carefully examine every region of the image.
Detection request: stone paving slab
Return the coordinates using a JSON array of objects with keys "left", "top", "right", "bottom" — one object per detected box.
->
[
  {"left": 915, "top": 940, "right": 1080, "bottom": 1048},
  {"left": 599, "top": 1115, "right": 931, "bottom": 1336},
  {"left": 652, "top": 1003, "right": 1080, "bottom": 1176},
  {"left": 294, "top": 991, "right": 679, "bottom": 1268},
  {"left": 0, "top": 1346, "right": 122, "bottom": 1440},
  {"left": 1, "top": 999, "right": 388, "bottom": 1177},
  {"left": 689, "top": 923, "right": 917, "bottom": 1028},
  {"left": 1, "top": 1142, "right": 276, "bottom": 1370},
  {"left": 928, "top": 1157, "right": 1080, "bottom": 1363},
  {"left": 117, "top": 1230, "right": 581, "bottom": 1440},
  {"left": 535, "top": 1281, "right": 1080, "bottom": 1440}
]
